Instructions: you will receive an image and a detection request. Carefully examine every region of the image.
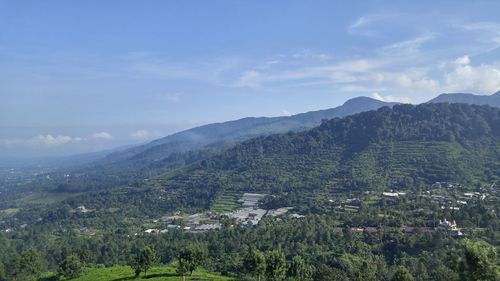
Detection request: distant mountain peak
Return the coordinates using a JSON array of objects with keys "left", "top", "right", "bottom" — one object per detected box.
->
[
  {"left": 343, "top": 96, "right": 378, "bottom": 104},
  {"left": 341, "top": 96, "right": 398, "bottom": 108},
  {"left": 428, "top": 92, "right": 500, "bottom": 108}
]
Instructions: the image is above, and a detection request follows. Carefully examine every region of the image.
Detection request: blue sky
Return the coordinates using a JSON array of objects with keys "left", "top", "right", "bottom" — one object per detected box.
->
[{"left": 1, "top": 0, "right": 500, "bottom": 157}]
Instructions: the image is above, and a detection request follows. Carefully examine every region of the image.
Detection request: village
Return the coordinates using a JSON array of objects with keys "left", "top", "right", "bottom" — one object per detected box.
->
[
  {"left": 140, "top": 193, "right": 303, "bottom": 235},
  {"left": 1, "top": 181, "right": 496, "bottom": 239}
]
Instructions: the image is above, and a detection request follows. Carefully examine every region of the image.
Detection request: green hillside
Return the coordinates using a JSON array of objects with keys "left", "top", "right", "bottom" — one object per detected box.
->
[{"left": 150, "top": 103, "right": 500, "bottom": 211}]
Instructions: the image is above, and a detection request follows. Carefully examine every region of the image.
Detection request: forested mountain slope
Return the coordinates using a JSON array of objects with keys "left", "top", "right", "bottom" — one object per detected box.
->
[
  {"left": 149, "top": 103, "right": 500, "bottom": 210},
  {"left": 47, "top": 97, "right": 396, "bottom": 192},
  {"left": 101, "top": 96, "right": 395, "bottom": 165}
]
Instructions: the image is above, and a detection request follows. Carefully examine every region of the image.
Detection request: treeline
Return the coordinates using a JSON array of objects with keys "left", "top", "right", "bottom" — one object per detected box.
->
[
  {"left": 1, "top": 214, "right": 499, "bottom": 281},
  {"left": 0, "top": 237, "right": 498, "bottom": 281}
]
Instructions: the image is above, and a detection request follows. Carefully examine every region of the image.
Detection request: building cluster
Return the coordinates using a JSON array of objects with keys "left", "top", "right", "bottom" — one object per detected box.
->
[{"left": 142, "top": 193, "right": 303, "bottom": 234}]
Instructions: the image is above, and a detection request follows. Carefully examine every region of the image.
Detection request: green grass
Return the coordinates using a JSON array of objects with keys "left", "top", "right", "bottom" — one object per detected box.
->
[
  {"left": 15, "top": 191, "right": 81, "bottom": 206},
  {"left": 0, "top": 208, "right": 20, "bottom": 217},
  {"left": 55, "top": 265, "right": 235, "bottom": 281}
]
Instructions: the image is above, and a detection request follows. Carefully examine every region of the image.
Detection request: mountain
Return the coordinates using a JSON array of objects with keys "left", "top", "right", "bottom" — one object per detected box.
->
[
  {"left": 102, "top": 96, "right": 395, "bottom": 165},
  {"left": 428, "top": 91, "right": 500, "bottom": 107},
  {"left": 126, "top": 103, "right": 499, "bottom": 213},
  {"left": 43, "top": 97, "right": 396, "bottom": 192}
]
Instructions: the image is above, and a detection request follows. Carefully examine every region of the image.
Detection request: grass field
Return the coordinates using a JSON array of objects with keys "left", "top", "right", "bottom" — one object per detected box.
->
[
  {"left": 0, "top": 208, "right": 20, "bottom": 217},
  {"left": 48, "top": 265, "right": 235, "bottom": 281}
]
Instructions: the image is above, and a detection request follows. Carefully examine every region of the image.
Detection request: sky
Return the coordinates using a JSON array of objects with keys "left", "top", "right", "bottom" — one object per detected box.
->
[{"left": 1, "top": 0, "right": 500, "bottom": 157}]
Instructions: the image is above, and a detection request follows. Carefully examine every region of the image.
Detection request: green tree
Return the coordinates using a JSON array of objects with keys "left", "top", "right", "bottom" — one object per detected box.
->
[
  {"left": 265, "top": 250, "right": 286, "bottom": 281},
  {"left": 0, "top": 261, "right": 6, "bottom": 281},
  {"left": 58, "top": 254, "right": 84, "bottom": 279},
  {"left": 177, "top": 244, "right": 205, "bottom": 281},
  {"left": 391, "top": 266, "right": 415, "bottom": 281},
  {"left": 242, "top": 247, "right": 266, "bottom": 281},
  {"left": 18, "top": 248, "right": 43, "bottom": 281},
  {"left": 131, "top": 246, "right": 157, "bottom": 277},
  {"left": 459, "top": 240, "right": 499, "bottom": 281},
  {"left": 287, "top": 255, "right": 313, "bottom": 281}
]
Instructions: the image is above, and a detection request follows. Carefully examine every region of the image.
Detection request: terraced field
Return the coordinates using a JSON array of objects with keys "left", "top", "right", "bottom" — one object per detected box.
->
[{"left": 211, "top": 191, "right": 241, "bottom": 213}]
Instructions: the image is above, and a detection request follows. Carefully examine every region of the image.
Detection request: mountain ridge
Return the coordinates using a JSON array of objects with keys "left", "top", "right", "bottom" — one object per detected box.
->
[
  {"left": 154, "top": 103, "right": 500, "bottom": 211},
  {"left": 428, "top": 91, "right": 500, "bottom": 107},
  {"left": 98, "top": 97, "right": 397, "bottom": 167}
]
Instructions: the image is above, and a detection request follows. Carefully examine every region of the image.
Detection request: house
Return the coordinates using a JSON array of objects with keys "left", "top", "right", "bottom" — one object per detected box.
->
[
  {"left": 194, "top": 224, "right": 222, "bottom": 232},
  {"left": 383, "top": 192, "right": 399, "bottom": 197},
  {"left": 364, "top": 227, "right": 378, "bottom": 234},
  {"left": 76, "top": 205, "right": 91, "bottom": 213},
  {"left": 79, "top": 227, "right": 89, "bottom": 233},
  {"left": 345, "top": 198, "right": 361, "bottom": 206},
  {"left": 350, "top": 227, "right": 364, "bottom": 233},
  {"left": 436, "top": 219, "right": 463, "bottom": 236},
  {"left": 144, "top": 228, "right": 160, "bottom": 234}
]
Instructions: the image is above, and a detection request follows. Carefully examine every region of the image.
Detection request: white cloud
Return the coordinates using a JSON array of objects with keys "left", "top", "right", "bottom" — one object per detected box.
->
[
  {"left": 34, "top": 134, "right": 79, "bottom": 146},
  {"left": 235, "top": 70, "right": 267, "bottom": 88},
  {"left": 91, "top": 132, "right": 113, "bottom": 139},
  {"left": 453, "top": 21, "right": 500, "bottom": 51},
  {"left": 454, "top": 55, "right": 470, "bottom": 65},
  {"left": 371, "top": 92, "right": 411, "bottom": 103},
  {"left": 348, "top": 15, "right": 381, "bottom": 36},
  {"left": 443, "top": 56, "right": 500, "bottom": 94},
  {"left": 281, "top": 109, "right": 292, "bottom": 116},
  {"left": 291, "top": 50, "right": 332, "bottom": 61},
  {"left": 347, "top": 13, "right": 400, "bottom": 37},
  {"left": 130, "top": 130, "right": 152, "bottom": 140},
  {"left": 378, "top": 33, "right": 435, "bottom": 58}
]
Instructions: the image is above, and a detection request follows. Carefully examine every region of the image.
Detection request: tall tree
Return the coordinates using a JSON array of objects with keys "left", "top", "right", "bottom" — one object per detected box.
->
[
  {"left": 18, "top": 248, "right": 43, "bottom": 281},
  {"left": 242, "top": 247, "right": 266, "bottom": 281},
  {"left": 177, "top": 244, "right": 205, "bottom": 281},
  {"left": 131, "top": 246, "right": 157, "bottom": 277},
  {"left": 391, "top": 266, "right": 415, "bottom": 281},
  {"left": 58, "top": 254, "right": 83, "bottom": 279},
  {"left": 459, "top": 240, "right": 499, "bottom": 281},
  {"left": 265, "top": 250, "right": 286, "bottom": 281},
  {"left": 288, "top": 255, "right": 313, "bottom": 281}
]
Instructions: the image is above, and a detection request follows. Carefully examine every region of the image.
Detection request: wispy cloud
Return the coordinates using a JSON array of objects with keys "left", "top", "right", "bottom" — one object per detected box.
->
[
  {"left": 34, "top": 134, "right": 81, "bottom": 146},
  {"left": 130, "top": 129, "right": 160, "bottom": 140},
  {"left": 372, "top": 92, "right": 411, "bottom": 103},
  {"left": 348, "top": 13, "right": 401, "bottom": 37},
  {"left": 281, "top": 109, "right": 292, "bottom": 116},
  {"left": 377, "top": 33, "right": 436, "bottom": 58},
  {"left": 91, "top": 132, "right": 113, "bottom": 140}
]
